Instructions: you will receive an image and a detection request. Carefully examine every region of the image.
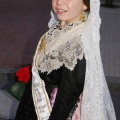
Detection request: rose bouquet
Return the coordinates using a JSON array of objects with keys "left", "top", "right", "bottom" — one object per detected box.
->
[{"left": 7, "top": 66, "right": 31, "bottom": 101}]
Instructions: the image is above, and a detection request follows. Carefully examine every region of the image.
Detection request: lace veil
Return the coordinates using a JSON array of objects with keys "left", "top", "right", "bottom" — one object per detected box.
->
[{"left": 32, "top": 0, "right": 116, "bottom": 119}]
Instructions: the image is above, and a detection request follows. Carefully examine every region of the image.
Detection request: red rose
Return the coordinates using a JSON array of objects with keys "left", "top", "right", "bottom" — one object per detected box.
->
[{"left": 16, "top": 66, "right": 31, "bottom": 84}]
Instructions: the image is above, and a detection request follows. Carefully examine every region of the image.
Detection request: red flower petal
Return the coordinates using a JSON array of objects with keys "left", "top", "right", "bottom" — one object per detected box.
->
[{"left": 16, "top": 66, "right": 31, "bottom": 84}]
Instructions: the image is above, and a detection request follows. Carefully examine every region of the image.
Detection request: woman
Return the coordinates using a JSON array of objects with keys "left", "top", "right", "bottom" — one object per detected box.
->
[{"left": 15, "top": 0, "right": 116, "bottom": 119}]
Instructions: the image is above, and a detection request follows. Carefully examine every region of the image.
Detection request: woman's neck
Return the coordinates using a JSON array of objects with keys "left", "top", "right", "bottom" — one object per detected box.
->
[{"left": 60, "top": 15, "right": 81, "bottom": 27}]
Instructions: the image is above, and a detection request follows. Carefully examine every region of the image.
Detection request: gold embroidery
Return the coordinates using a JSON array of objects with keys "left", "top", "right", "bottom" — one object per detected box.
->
[{"left": 38, "top": 37, "right": 46, "bottom": 52}]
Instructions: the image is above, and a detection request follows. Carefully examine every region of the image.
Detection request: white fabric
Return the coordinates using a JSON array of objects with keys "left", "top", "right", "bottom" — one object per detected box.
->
[
  {"left": 37, "top": 21, "right": 85, "bottom": 74},
  {"left": 81, "top": 15, "right": 116, "bottom": 120},
  {"left": 80, "top": 0, "right": 116, "bottom": 119},
  {"left": 48, "top": 11, "right": 58, "bottom": 28},
  {"left": 32, "top": 0, "right": 116, "bottom": 119}
]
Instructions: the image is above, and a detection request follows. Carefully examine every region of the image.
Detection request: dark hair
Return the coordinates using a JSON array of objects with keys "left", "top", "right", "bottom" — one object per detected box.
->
[{"left": 83, "top": 0, "right": 90, "bottom": 11}]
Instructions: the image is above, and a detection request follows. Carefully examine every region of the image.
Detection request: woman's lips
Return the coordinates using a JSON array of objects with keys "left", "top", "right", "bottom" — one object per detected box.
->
[{"left": 56, "top": 9, "right": 67, "bottom": 15}]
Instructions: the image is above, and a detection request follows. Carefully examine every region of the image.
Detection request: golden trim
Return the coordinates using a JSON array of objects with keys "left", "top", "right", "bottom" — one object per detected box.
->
[{"left": 38, "top": 37, "right": 46, "bottom": 52}]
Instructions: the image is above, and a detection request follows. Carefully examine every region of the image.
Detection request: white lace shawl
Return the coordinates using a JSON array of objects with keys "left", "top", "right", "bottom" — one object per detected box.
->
[
  {"left": 36, "top": 21, "right": 85, "bottom": 74},
  {"left": 32, "top": 0, "right": 116, "bottom": 119}
]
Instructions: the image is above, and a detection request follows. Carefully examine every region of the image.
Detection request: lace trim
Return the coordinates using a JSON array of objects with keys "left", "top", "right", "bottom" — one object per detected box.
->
[{"left": 67, "top": 98, "right": 80, "bottom": 120}]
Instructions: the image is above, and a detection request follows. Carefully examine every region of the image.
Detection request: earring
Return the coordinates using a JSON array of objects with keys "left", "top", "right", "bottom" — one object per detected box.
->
[{"left": 80, "top": 11, "right": 87, "bottom": 22}]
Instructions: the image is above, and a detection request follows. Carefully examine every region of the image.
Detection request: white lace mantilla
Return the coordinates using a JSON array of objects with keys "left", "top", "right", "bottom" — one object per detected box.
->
[{"left": 36, "top": 21, "right": 85, "bottom": 74}]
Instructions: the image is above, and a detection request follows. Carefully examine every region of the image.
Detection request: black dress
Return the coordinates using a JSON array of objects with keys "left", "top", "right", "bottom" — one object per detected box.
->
[{"left": 15, "top": 57, "right": 86, "bottom": 120}]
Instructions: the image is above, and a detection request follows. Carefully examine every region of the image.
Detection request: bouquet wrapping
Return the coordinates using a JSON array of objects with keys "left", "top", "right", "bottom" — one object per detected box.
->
[{"left": 7, "top": 66, "right": 31, "bottom": 101}]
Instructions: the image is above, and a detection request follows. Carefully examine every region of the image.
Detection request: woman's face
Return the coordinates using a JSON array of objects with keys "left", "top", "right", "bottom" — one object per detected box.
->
[{"left": 52, "top": 0, "right": 87, "bottom": 25}]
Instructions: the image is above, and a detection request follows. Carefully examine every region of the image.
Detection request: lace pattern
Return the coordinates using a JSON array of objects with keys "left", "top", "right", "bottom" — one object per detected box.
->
[
  {"left": 37, "top": 39, "right": 84, "bottom": 74},
  {"left": 37, "top": 22, "right": 84, "bottom": 74},
  {"left": 80, "top": 12, "right": 116, "bottom": 120},
  {"left": 67, "top": 98, "right": 80, "bottom": 120},
  {"left": 47, "top": 21, "right": 83, "bottom": 42}
]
